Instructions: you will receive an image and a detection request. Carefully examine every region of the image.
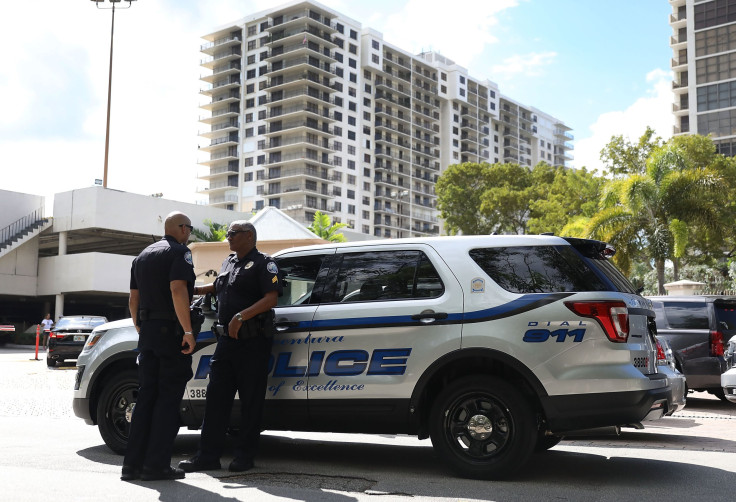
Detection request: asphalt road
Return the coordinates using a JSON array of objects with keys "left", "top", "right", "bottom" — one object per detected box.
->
[{"left": 1, "top": 344, "right": 735, "bottom": 502}]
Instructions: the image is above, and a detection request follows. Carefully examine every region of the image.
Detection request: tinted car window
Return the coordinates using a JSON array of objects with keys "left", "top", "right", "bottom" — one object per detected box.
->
[
  {"left": 469, "top": 246, "right": 609, "bottom": 294},
  {"left": 54, "top": 317, "right": 107, "bottom": 329},
  {"left": 714, "top": 300, "right": 736, "bottom": 330},
  {"left": 276, "top": 254, "right": 327, "bottom": 306},
  {"left": 328, "top": 250, "right": 444, "bottom": 302},
  {"left": 662, "top": 302, "right": 709, "bottom": 329},
  {"left": 651, "top": 302, "right": 667, "bottom": 330}
]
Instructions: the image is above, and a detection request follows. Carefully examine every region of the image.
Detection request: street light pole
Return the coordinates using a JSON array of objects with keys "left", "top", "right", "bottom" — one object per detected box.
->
[{"left": 91, "top": 0, "right": 137, "bottom": 189}]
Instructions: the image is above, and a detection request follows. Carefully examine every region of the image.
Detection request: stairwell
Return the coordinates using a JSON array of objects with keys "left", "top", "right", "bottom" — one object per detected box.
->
[{"left": 0, "top": 208, "right": 52, "bottom": 259}]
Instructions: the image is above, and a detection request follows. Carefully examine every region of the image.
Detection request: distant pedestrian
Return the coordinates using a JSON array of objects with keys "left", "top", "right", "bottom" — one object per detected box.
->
[{"left": 40, "top": 314, "right": 53, "bottom": 349}]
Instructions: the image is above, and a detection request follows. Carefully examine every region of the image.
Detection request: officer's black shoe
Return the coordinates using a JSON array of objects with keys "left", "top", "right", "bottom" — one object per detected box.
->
[
  {"left": 228, "top": 458, "right": 254, "bottom": 472},
  {"left": 120, "top": 465, "right": 141, "bottom": 481},
  {"left": 178, "top": 456, "right": 221, "bottom": 473},
  {"left": 140, "top": 466, "right": 186, "bottom": 481}
]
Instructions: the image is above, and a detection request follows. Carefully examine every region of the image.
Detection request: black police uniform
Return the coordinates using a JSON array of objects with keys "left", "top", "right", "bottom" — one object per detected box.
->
[
  {"left": 124, "top": 235, "right": 195, "bottom": 472},
  {"left": 196, "top": 246, "right": 280, "bottom": 465}
]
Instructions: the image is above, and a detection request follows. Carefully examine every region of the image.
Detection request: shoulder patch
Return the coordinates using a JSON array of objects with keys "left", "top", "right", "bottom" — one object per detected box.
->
[
  {"left": 267, "top": 261, "right": 278, "bottom": 274},
  {"left": 184, "top": 251, "right": 193, "bottom": 266}
]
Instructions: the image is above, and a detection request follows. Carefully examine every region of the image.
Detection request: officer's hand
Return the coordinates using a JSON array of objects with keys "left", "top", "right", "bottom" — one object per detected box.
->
[
  {"left": 181, "top": 333, "right": 195, "bottom": 355},
  {"left": 228, "top": 317, "right": 242, "bottom": 339}
]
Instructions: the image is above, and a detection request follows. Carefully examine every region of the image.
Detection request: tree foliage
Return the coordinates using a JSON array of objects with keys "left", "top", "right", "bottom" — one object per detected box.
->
[
  {"left": 436, "top": 162, "right": 604, "bottom": 236},
  {"left": 307, "top": 210, "right": 347, "bottom": 243},
  {"left": 573, "top": 136, "right": 733, "bottom": 294},
  {"left": 191, "top": 219, "right": 227, "bottom": 242}
]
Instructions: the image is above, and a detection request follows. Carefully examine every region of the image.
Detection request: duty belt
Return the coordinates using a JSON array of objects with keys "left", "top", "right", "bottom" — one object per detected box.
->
[{"left": 138, "top": 309, "right": 177, "bottom": 321}]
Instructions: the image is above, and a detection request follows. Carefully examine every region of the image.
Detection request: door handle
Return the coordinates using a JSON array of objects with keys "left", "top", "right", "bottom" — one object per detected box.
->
[
  {"left": 411, "top": 311, "right": 448, "bottom": 323},
  {"left": 274, "top": 321, "right": 300, "bottom": 332}
]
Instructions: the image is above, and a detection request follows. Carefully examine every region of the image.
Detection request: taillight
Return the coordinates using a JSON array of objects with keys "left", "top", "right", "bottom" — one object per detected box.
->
[
  {"left": 710, "top": 330, "right": 724, "bottom": 357},
  {"left": 656, "top": 338, "right": 667, "bottom": 362},
  {"left": 565, "top": 301, "right": 629, "bottom": 342},
  {"left": 50, "top": 332, "right": 61, "bottom": 339}
]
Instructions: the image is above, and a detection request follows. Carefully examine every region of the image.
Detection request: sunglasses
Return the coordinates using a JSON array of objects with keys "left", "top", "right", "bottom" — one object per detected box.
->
[
  {"left": 226, "top": 230, "right": 248, "bottom": 239},
  {"left": 179, "top": 224, "right": 194, "bottom": 231}
]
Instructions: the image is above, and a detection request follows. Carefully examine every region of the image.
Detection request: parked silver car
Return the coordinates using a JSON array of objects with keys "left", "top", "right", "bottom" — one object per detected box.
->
[{"left": 721, "top": 339, "right": 736, "bottom": 403}]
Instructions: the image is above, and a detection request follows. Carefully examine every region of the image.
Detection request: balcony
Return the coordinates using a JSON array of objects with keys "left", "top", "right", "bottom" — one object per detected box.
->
[
  {"left": 265, "top": 41, "right": 336, "bottom": 64},
  {"left": 201, "top": 35, "right": 241, "bottom": 55},
  {"left": 267, "top": 9, "right": 337, "bottom": 34},
  {"left": 200, "top": 48, "right": 242, "bottom": 69},
  {"left": 200, "top": 135, "right": 239, "bottom": 153},
  {"left": 265, "top": 103, "right": 335, "bottom": 123},
  {"left": 199, "top": 164, "right": 239, "bottom": 180},
  {"left": 200, "top": 62, "right": 241, "bottom": 83},
  {"left": 262, "top": 134, "right": 333, "bottom": 153},
  {"left": 263, "top": 120, "right": 333, "bottom": 137},
  {"left": 268, "top": 56, "right": 334, "bottom": 79},
  {"left": 200, "top": 76, "right": 241, "bottom": 96},
  {"left": 207, "top": 194, "right": 239, "bottom": 206},
  {"left": 199, "top": 95, "right": 239, "bottom": 111},
  {"left": 269, "top": 25, "right": 337, "bottom": 48},
  {"left": 198, "top": 105, "right": 239, "bottom": 124},
  {"left": 199, "top": 120, "right": 239, "bottom": 139},
  {"left": 266, "top": 72, "right": 334, "bottom": 94},
  {"left": 553, "top": 129, "right": 574, "bottom": 140},
  {"left": 263, "top": 150, "right": 334, "bottom": 168}
]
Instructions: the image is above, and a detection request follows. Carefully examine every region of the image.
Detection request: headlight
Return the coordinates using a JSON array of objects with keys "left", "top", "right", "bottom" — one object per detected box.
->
[{"left": 81, "top": 330, "right": 107, "bottom": 353}]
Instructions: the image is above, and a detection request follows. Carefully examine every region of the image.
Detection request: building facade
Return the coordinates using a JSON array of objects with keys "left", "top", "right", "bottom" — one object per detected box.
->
[
  {"left": 198, "top": 0, "right": 573, "bottom": 238},
  {"left": 670, "top": 0, "right": 736, "bottom": 155}
]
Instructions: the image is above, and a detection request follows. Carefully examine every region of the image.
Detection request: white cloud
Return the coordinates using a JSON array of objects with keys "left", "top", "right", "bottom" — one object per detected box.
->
[
  {"left": 375, "top": 0, "right": 519, "bottom": 67},
  {"left": 573, "top": 69, "right": 675, "bottom": 173},
  {"left": 490, "top": 51, "right": 557, "bottom": 80}
]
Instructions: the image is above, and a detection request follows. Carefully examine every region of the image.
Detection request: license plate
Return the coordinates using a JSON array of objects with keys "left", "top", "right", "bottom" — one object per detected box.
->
[{"left": 73, "top": 335, "right": 85, "bottom": 342}]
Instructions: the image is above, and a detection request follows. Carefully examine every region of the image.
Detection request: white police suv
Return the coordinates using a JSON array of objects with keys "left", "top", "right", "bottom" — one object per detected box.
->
[{"left": 73, "top": 235, "right": 682, "bottom": 479}]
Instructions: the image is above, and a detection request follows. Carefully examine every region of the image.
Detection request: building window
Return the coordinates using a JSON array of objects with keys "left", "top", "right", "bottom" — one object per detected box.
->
[
  {"left": 348, "top": 131, "right": 356, "bottom": 140},
  {"left": 348, "top": 145, "right": 356, "bottom": 155},
  {"left": 348, "top": 116, "right": 356, "bottom": 126},
  {"left": 247, "top": 69, "right": 256, "bottom": 79},
  {"left": 459, "top": 75, "right": 465, "bottom": 84},
  {"left": 247, "top": 25, "right": 257, "bottom": 37},
  {"left": 372, "top": 40, "right": 379, "bottom": 50},
  {"left": 441, "top": 72, "right": 447, "bottom": 81},
  {"left": 350, "top": 29, "right": 358, "bottom": 40},
  {"left": 348, "top": 159, "right": 356, "bottom": 170},
  {"left": 441, "top": 85, "right": 447, "bottom": 93},
  {"left": 349, "top": 43, "right": 357, "bottom": 54},
  {"left": 349, "top": 58, "right": 357, "bottom": 68},
  {"left": 349, "top": 73, "right": 357, "bottom": 83},
  {"left": 244, "top": 172, "right": 253, "bottom": 181},
  {"left": 247, "top": 54, "right": 256, "bottom": 64},
  {"left": 347, "top": 190, "right": 355, "bottom": 199}
]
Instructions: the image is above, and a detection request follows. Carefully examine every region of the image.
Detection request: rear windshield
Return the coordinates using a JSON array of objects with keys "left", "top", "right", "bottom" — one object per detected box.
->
[
  {"left": 55, "top": 317, "right": 107, "bottom": 329},
  {"left": 655, "top": 301, "right": 709, "bottom": 329},
  {"left": 469, "top": 245, "right": 615, "bottom": 294}
]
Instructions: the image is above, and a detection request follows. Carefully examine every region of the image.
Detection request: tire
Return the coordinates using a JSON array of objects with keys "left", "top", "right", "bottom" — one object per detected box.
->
[
  {"left": 96, "top": 369, "right": 139, "bottom": 455},
  {"left": 46, "top": 357, "right": 55, "bottom": 367},
  {"left": 708, "top": 387, "right": 731, "bottom": 403},
  {"left": 429, "top": 375, "right": 536, "bottom": 479},
  {"left": 535, "top": 432, "right": 563, "bottom": 452}
]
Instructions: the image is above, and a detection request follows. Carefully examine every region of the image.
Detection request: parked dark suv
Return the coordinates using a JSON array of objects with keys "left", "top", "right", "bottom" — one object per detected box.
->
[
  {"left": 47, "top": 315, "right": 107, "bottom": 367},
  {"left": 648, "top": 295, "right": 736, "bottom": 400}
]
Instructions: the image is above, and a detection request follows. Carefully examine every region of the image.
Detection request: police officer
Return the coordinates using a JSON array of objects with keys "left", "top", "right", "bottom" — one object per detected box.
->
[
  {"left": 179, "top": 220, "right": 279, "bottom": 473},
  {"left": 121, "top": 211, "right": 196, "bottom": 482}
]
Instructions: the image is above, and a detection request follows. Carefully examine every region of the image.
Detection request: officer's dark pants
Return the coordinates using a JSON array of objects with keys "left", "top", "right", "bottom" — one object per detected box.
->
[
  {"left": 197, "top": 334, "right": 270, "bottom": 463},
  {"left": 123, "top": 320, "right": 193, "bottom": 470}
]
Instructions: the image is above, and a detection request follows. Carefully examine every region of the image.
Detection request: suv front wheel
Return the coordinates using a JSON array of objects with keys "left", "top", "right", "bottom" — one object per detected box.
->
[
  {"left": 429, "top": 375, "right": 536, "bottom": 479},
  {"left": 96, "top": 369, "right": 138, "bottom": 454}
]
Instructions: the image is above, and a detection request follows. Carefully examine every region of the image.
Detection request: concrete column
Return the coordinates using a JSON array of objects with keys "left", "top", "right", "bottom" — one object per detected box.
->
[
  {"left": 54, "top": 294, "right": 64, "bottom": 321},
  {"left": 58, "top": 231, "right": 67, "bottom": 256}
]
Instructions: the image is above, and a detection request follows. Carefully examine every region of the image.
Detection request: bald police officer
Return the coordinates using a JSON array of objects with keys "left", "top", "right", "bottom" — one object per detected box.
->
[
  {"left": 121, "top": 211, "right": 196, "bottom": 482},
  {"left": 179, "top": 220, "right": 280, "bottom": 473}
]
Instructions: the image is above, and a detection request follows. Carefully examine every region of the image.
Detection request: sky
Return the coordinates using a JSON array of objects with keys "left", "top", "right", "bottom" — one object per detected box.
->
[{"left": 0, "top": 0, "right": 674, "bottom": 204}]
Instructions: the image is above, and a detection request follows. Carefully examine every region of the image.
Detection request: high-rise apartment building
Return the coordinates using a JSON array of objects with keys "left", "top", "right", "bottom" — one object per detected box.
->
[
  {"left": 670, "top": 0, "right": 736, "bottom": 154},
  {"left": 198, "top": 0, "right": 573, "bottom": 237}
]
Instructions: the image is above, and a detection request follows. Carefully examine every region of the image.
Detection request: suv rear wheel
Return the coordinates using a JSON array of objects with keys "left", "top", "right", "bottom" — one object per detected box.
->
[
  {"left": 96, "top": 369, "right": 138, "bottom": 454},
  {"left": 429, "top": 375, "right": 536, "bottom": 479}
]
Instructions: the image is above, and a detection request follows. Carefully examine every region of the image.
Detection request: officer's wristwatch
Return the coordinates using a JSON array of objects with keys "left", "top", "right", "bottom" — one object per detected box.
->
[{"left": 235, "top": 312, "right": 244, "bottom": 322}]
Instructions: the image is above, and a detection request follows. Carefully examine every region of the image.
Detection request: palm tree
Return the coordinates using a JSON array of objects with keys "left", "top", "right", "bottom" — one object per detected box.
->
[
  {"left": 584, "top": 145, "right": 728, "bottom": 294},
  {"left": 307, "top": 211, "right": 347, "bottom": 243},
  {"left": 191, "top": 219, "right": 227, "bottom": 242}
]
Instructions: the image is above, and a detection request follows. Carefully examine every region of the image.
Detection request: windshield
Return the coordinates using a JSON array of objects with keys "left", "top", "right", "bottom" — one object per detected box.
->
[{"left": 55, "top": 317, "right": 107, "bottom": 330}]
